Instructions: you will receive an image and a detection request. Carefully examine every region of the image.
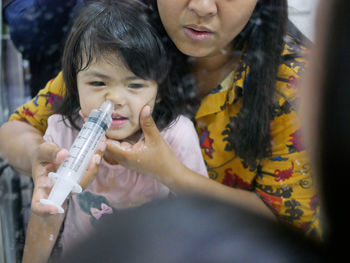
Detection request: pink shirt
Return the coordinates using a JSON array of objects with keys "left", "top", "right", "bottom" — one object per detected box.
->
[{"left": 44, "top": 114, "right": 208, "bottom": 253}]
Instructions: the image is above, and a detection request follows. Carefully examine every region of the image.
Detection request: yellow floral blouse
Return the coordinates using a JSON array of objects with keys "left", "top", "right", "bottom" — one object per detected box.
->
[
  {"left": 195, "top": 41, "right": 320, "bottom": 237},
  {"left": 9, "top": 40, "right": 320, "bottom": 237}
]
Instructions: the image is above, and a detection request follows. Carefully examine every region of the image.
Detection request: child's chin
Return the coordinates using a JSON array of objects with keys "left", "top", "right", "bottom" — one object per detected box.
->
[
  {"left": 106, "top": 130, "right": 142, "bottom": 144},
  {"left": 106, "top": 131, "right": 128, "bottom": 141}
]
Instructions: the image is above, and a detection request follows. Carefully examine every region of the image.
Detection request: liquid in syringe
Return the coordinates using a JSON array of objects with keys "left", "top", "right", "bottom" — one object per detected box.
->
[{"left": 40, "top": 100, "right": 114, "bottom": 213}]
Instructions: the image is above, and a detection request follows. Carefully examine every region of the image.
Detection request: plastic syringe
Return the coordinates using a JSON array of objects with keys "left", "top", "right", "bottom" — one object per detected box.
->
[{"left": 40, "top": 100, "right": 114, "bottom": 213}]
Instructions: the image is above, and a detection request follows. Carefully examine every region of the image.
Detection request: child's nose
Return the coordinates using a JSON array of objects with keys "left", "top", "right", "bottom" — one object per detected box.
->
[{"left": 105, "top": 89, "right": 126, "bottom": 107}]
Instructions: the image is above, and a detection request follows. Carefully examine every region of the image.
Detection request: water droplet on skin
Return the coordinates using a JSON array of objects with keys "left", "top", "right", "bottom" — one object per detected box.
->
[
  {"left": 221, "top": 49, "right": 227, "bottom": 55},
  {"left": 49, "top": 234, "right": 54, "bottom": 241}
]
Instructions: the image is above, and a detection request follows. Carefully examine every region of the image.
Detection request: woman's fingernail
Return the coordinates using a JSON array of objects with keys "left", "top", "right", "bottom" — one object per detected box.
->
[
  {"left": 99, "top": 142, "right": 107, "bottom": 152},
  {"left": 143, "top": 105, "right": 151, "bottom": 118},
  {"left": 94, "top": 155, "right": 101, "bottom": 165},
  {"left": 106, "top": 140, "right": 120, "bottom": 148},
  {"left": 56, "top": 149, "right": 68, "bottom": 163}
]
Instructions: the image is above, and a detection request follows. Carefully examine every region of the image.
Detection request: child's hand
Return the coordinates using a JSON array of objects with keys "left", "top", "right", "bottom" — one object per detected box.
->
[{"left": 31, "top": 140, "right": 106, "bottom": 215}]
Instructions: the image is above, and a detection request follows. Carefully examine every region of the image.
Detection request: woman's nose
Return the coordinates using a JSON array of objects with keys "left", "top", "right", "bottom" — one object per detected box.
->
[{"left": 188, "top": 0, "right": 217, "bottom": 18}]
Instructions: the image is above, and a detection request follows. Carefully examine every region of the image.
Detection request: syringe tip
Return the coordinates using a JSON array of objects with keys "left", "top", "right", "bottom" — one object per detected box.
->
[{"left": 100, "top": 100, "right": 114, "bottom": 113}]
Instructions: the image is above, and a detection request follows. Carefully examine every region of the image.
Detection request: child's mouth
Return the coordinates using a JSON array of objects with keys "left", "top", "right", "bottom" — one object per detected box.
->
[{"left": 111, "top": 114, "right": 128, "bottom": 127}]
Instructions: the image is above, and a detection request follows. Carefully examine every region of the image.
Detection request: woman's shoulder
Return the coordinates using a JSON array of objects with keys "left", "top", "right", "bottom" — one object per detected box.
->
[
  {"left": 280, "top": 35, "right": 309, "bottom": 77},
  {"left": 274, "top": 36, "right": 309, "bottom": 106}
]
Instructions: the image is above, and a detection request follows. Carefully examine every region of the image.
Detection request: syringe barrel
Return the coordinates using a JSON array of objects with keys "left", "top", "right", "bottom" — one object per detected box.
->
[
  {"left": 40, "top": 100, "right": 114, "bottom": 212},
  {"left": 58, "top": 100, "right": 114, "bottom": 182}
]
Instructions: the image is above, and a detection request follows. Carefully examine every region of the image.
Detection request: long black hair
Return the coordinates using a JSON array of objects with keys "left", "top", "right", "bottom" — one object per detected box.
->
[
  {"left": 226, "top": 0, "right": 289, "bottom": 167},
  {"left": 56, "top": 0, "right": 196, "bottom": 131}
]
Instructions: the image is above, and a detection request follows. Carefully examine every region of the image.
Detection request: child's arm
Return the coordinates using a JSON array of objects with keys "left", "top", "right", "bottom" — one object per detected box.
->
[{"left": 22, "top": 212, "right": 65, "bottom": 263}]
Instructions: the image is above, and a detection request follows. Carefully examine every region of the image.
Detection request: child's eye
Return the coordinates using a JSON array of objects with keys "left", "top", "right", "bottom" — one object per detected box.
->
[
  {"left": 128, "top": 83, "right": 145, "bottom": 89},
  {"left": 88, "top": 81, "right": 106, "bottom": 87}
]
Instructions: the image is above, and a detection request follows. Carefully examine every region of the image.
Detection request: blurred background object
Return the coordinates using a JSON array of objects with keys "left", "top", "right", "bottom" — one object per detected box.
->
[
  {"left": 1, "top": 1, "right": 31, "bottom": 126},
  {"left": 61, "top": 195, "right": 325, "bottom": 263},
  {"left": 2, "top": 0, "right": 83, "bottom": 98},
  {"left": 288, "top": 0, "right": 320, "bottom": 41},
  {"left": 1, "top": 1, "right": 33, "bottom": 262}
]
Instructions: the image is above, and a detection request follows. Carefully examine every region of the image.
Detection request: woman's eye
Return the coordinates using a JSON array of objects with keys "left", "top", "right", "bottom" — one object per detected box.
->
[
  {"left": 88, "top": 81, "right": 106, "bottom": 87},
  {"left": 128, "top": 83, "right": 145, "bottom": 89}
]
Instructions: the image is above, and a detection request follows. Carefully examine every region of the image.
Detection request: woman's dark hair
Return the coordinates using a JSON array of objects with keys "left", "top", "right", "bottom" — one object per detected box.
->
[
  {"left": 224, "top": 0, "right": 290, "bottom": 167},
  {"left": 316, "top": 0, "right": 350, "bottom": 252},
  {"left": 148, "top": 0, "right": 306, "bottom": 167},
  {"left": 57, "top": 0, "right": 196, "bottom": 131}
]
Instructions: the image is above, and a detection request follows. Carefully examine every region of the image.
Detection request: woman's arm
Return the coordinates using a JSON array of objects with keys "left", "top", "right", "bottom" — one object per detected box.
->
[
  {"left": 0, "top": 121, "right": 45, "bottom": 176},
  {"left": 106, "top": 106, "right": 275, "bottom": 218},
  {"left": 0, "top": 72, "right": 66, "bottom": 176}
]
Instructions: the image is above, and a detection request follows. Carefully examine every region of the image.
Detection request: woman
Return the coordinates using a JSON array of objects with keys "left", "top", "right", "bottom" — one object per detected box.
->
[{"left": 0, "top": 0, "right": 320, "bottom": 236}]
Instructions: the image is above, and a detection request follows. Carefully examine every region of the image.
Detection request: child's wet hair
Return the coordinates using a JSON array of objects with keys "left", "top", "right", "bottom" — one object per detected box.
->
[
  {"left": 58, "top": 0, "right": 192, "bottom": 130},
  {"left": 67, "top": 0, "right": 168, "bottom": 83}
]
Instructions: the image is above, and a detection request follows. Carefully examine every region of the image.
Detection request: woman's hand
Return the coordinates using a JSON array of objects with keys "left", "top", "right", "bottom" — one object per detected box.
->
[
  {"left": 30, "top": 140, "right": 106, "bottom": 215},
  {"left": 105, "top": 105, "right": 184, "bottom": 184}
]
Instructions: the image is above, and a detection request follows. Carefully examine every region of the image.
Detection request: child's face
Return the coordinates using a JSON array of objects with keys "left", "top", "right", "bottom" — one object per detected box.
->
[
  {"left": 157, "top": 0, "right": 258, "bottom": 57},
  {"left": 77, "top": 56, "right": 158, "bottom": 142}
]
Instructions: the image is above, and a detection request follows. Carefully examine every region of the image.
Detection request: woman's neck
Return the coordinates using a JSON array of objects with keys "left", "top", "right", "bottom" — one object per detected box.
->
[{"left": 192, "top": 51, "right": 239, "bottom": 98}]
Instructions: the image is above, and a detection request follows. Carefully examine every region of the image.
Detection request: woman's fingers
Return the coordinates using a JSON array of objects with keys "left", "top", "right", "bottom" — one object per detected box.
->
[
  {"left": 31, "top": 141, "right": 69, "bottom": 215},
  {"left": 34, "top": 142, "right": 68, "bottom": 165},
  {"left": 139, "top": 105, "right": 159, "bottom": 144},
  {"left": 31, "top": 172, "right": 60, "bottom": 215},
  {"left": 79, "top": 139, "right": 106, "bottom": 189},
  {"left": 105, "top": 104, "right": 173, "bottom": 176},
  {"left": 79, "top": 154, "right": 101, "bottom": 189},
  {"left": 79, "top": 109, "right": 88, "bottom": 121},
  {"left": 104, "top": 105, "right": 159, "bottom": 160}
]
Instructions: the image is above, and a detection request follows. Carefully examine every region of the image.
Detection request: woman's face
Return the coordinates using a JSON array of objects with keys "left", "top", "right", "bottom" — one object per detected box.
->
[{"left": 157, "top": 0, "right": 258, "bottom": 57}]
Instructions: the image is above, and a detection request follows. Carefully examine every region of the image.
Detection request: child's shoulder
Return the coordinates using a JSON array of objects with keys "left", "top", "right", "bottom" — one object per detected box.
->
[
  {"left": 47, "top": 113, "right": 64, "bottom": 123},
  {"left": 45, "top": 114, "right": 79, "bottom": 149},
  {"left": 164, "top": 115, "right": 195, "bottom": 132},
  {"left": 161, "top": 115, "right": 197, "bottom": 144}
]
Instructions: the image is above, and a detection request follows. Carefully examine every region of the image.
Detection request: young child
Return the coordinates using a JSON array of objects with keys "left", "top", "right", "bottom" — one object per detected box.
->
[{"left": 22, "top": 0, "right": 208, "bottom": 261}]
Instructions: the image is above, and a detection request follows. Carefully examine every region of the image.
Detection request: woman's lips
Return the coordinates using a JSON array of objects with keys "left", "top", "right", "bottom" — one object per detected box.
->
[{"left": 183, "top": 26, "right": 213, "bottom": 41}]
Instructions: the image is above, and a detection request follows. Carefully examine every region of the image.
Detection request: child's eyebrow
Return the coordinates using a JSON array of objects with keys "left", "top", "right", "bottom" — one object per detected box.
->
[
  {"left": 81, "top": 71, "right": 143, "bottom": 82},
  {"left": 125, "top": 76, "right": 143, "bottom": 81},
  {"left": 81, "top": 71, "right": 111, "bottom": 79}
]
